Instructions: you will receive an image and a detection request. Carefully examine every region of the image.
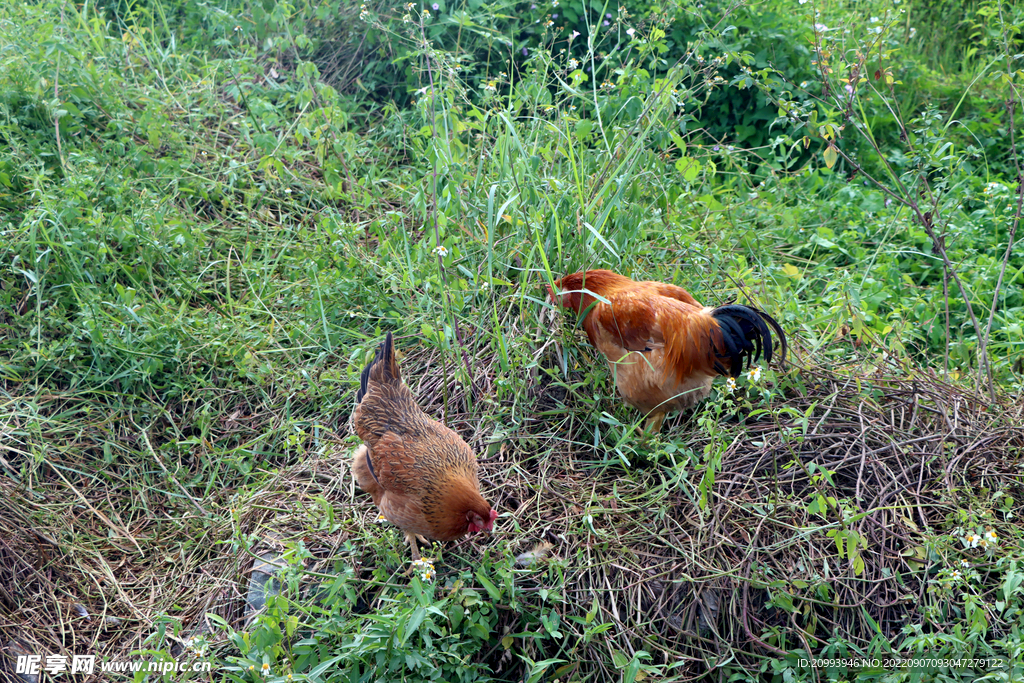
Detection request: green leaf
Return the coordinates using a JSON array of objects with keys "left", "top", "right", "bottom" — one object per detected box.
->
[
  {"left": 449, "top": 603, "right": 465, "bottom": 630},
  {"left": 675, "top": 156, "right": 701, "bottom": 182},
  {"left": 402, "top": 606, "right": 426, "bottom": 644},
  {"left": 475, "top": 570, "right": 502, "bottom": 601}
]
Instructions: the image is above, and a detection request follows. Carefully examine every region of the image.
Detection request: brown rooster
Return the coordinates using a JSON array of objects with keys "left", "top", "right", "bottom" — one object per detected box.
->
[
  {"left": 352, "top": 332, "right": 497, "bottom": 564},
  {"left": 549, "top": 269, "right": 787, "bottom": 433}
]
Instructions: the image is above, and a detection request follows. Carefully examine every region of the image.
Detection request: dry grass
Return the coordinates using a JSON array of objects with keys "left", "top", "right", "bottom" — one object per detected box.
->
[{"left": 2, "top": 337, "right": 1023, "bottom": 680}]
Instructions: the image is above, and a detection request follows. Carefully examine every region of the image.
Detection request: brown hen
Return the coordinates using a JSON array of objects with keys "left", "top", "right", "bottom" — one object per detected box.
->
[
  {"left": 549, "top": 269, "right": 787, "bottom": 433},
  {"left": 352, "top": 332, "right": 497, "bottom": 563}
]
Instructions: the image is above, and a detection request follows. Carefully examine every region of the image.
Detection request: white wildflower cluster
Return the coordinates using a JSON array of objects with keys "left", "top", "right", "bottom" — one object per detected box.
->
[
  {"left": 359, "top": 3, "right": 370, "bottom": 20},
  {"left": 725, "top": 377, "right": 737, "bottom": 394},
  {"left": 748, "top": 366, "right": 762, "bottom": 383},
  {"left": 411, "top": 558, "right": 436, "bottom": 582},
  {"left": 983, "top": 182, "right": 1006, "bottom": 196},
  {"left": 184, "top": 637, "right": 207, "bottom": 657},
  {"left": 567, "top": 57, "right": 579, "bottom": 70},
  {"left": 964, "top": 529, "right": 998, "bottom": 550}
]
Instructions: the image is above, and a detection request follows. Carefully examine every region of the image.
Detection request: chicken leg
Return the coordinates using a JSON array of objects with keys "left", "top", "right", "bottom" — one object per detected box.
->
[
  {"left": 644, "top": 410, "right": 666, "bottom": 434},
  {"left": 403, "top": 532, "right": 434, "bottom": 576},
  {"left": 405, "top": 532, "right": 431, "bottom": 561}
]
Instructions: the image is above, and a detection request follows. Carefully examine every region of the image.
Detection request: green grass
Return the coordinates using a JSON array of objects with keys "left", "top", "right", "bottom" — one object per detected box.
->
[{"left": 1, "top": 0, "right": 1023, "bottom": 681}]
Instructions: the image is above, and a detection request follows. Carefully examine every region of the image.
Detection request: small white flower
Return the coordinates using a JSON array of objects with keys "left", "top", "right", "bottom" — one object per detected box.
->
[
  {"left": 984, "top": 529, "right": 998, "bottom": 545},
  {"left": 433, "top": 245, "right": 449, "bottom": 257},
  {"left": 748, "top": 366, "right": 762, "bottom": 382},
  {"left": 814, "top": 23, "right": 827, "bottom": 31},
  {"left": 951, "top": 570, "right": 962, "bottom": 580},
  {"left": 411, "top": 558, "right": 436, "bottom": 581},
  {"left": 869, "top": 16, "right": 878, "bottom": 22},
  {"left": 568, "top": 58, "right": 579, "bottom": 69},
  {"left": 626, "top": 28, "right": 635, "bottom": 36},
  {"left": 570, "top": 30, "right": 580, "bottom": 40},
  {"left": 432, "top": 2, "right": 439, "bottom": 9},
  {"left": 423, "top": 9, "right": 430, "bottom": 17},
  {"left": 965, "top": 532, "right": 981, "bottom": 548},
  {"left": 960, "top": 560, "right": 970, "bottom": 568},
  {"left": 725, "top": 377, "right": 737, "bottom": 393},
  {"left": 261, "top": 663, "right": 271, "bottom": 677},
  {"left": 376, "top": 511, "right": 388, "bottom": 524},
  {"left": 844, "top": 84, "right": 854, "bottom": 95}
]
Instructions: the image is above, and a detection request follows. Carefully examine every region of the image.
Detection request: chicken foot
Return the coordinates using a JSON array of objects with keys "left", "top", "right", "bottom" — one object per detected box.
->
[
  {"left": 402, "top": 532, "right": 435, "bottom": 576},
  {"left": 644, "top": 410, "right": 666, "bottom": 434},
  {"left": 405, "top": 531, "right": 432, "bottom": 561}
]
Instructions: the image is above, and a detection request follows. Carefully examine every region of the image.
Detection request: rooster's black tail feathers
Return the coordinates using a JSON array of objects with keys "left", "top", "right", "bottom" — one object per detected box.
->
[{"left": 711, "top": 306, "right": 788, "bottom": 377}]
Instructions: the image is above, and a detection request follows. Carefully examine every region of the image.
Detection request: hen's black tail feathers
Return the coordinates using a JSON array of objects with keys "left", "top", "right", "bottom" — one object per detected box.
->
[
  {"left": 711, "top": 305, "right": 788, "bottom": 377},
  {"left": 356, "top": 332, "right": 402, "bottom": 403}
]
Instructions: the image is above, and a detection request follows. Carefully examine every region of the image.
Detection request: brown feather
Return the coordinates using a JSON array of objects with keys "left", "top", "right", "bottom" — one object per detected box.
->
[
  {"left": 352, "top": 332, "right": 496, "bottom": 546},
  {"left": 551, "top": 270, "right": 785, "bottom": 425}
]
